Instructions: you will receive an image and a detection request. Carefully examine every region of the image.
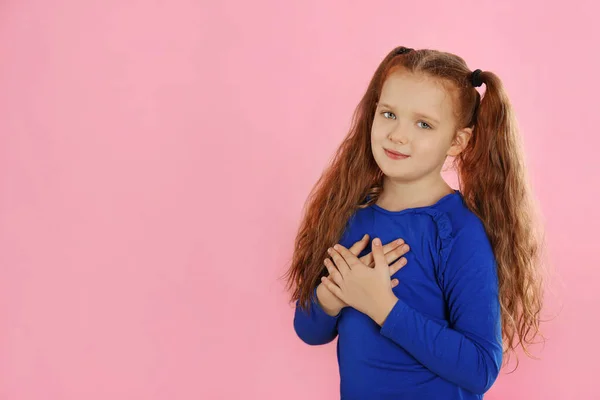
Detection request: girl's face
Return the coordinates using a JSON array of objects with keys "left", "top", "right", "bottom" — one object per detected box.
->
[{"left": 371, "top": 70, "right": 470, "bottom": 183}]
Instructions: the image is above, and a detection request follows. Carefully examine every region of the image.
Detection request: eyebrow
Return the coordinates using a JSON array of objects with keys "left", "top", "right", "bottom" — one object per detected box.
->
[{"left": 378, "top": 103, "right": 440, "bottom": 125}]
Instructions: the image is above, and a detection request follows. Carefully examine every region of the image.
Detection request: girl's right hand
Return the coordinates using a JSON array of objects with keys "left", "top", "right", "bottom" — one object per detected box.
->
[{"left": 317, "top": 234, "right": 410, "bottom": 316}]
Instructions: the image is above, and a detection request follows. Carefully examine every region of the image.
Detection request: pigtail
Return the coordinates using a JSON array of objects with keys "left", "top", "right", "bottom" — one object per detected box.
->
[{"left": 457, "top": 71, "right": 545, "bottom": 369}]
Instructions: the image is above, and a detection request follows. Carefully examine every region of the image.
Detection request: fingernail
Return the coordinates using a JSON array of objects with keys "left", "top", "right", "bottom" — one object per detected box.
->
[
  {"left": 374, "top": 238, "right": 381, "bottom": 246},
  {"left": 333, "top": 244, "right": 340, "bottom": 251},
  {"left": 363, "top": 234, "right": 368, "bottom": 240},
  {"left": 396, "top": 239, "right": 404, "bottom": 245}
]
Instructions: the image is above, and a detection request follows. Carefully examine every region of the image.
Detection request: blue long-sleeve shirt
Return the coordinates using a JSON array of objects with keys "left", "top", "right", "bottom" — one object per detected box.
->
[{"left": 293, "top": 190, "right": 503, "bottom": 399}]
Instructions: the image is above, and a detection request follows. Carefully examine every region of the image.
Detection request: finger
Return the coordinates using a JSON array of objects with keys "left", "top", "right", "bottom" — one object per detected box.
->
[
  {"left": 359, "top": 252, "right": 374, "bottom": 268},
  {"left": 321, "top": 276, "right": 344, "bottom": 301},
  {"left": 323, "top": 257, "right": 336, "bottom": 276},
  {"left": 385, "top": 238, "right": 405, "bottom": 251},
  {"left": 391, "top": 278, "right": 399, "bottom": 288},
  {"left": 361, "top": 238, "right": 405, "bottom": 268},
  {"left": 324, "top": 259, "right": 344, "bottom": 285},
  {"left": 333, "top": 244, "right": 362, "bottom": 268},
  {"left": 349, "top": 234, "right": 369, "bottom": 256},
  {"left": 382, "top": 242, "right": 409, "bottom": 270},
  {"left": 371, "top": 238, "right": 388, "bottom": 269},
  {"left": 388, "top": 257, "right": 407, "bottom": 276},
  {"left": 386, "top": 243, "right": 410, "bottom": 266},
  {"left": 328, "top": 247, "right": 351, "bottom": 276}
]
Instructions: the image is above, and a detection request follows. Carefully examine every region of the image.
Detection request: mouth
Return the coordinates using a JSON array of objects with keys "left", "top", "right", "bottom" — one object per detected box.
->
[{"left": 384, "top": 148, "right": 409, "bottom": 160}]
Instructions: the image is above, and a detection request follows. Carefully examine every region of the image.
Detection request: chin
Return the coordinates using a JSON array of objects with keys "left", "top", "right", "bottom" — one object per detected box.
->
[
  {"left": 375, "top": 157, "right": 415, "bottom": 181},
  {"left": 376, "top": 162, "right": 403, "bottom": 179}
]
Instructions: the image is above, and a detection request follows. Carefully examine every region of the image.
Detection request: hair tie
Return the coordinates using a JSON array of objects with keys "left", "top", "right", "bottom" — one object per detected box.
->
[
  {"left": 394, "top": 46, "right": 414, "bottom": 55},
  {"left": 470, "top": 69, "right": 484, "bottom": 87}
]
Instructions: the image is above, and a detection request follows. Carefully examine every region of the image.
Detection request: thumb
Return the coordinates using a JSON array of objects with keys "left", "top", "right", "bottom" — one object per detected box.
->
[
  {"left": 371, "top": 238, "right": 388, "bottom": 271},
  {"left": 349, "top": 234, "right": 369, "bottom": 256}
]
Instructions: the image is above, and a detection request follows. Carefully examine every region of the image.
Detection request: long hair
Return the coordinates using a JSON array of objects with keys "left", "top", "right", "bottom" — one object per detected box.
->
[{"left": 282, "top": 46, "right": 545, "bottom": 368}]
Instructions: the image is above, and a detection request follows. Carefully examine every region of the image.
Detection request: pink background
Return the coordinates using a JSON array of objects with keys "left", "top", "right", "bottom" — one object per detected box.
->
[{"left": 0, "top": 0, "right": 598, "bottom": 399}]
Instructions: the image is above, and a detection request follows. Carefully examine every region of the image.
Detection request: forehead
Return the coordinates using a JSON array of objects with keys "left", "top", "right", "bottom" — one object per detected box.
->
[{"left": 379, "top": 70, "right": 456, "bottom": 120}]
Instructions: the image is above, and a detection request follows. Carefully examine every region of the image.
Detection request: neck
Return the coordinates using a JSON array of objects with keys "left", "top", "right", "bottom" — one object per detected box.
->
[{"left": 377, "top": 175, "right": 454, "bottom": 212}]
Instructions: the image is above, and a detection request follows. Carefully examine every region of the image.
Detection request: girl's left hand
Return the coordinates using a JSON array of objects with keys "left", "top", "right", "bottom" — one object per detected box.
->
[{"left": 322, "top": 238, "right": 402, "bottom": 326}]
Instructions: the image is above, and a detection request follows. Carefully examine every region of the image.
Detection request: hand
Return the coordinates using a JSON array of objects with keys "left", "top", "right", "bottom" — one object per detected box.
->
[
  {"left": 317, "top": 235, "right": 409, "bottom": 316},
  {"left": 321, "top": 238, "right": 401, "bottom": 326}
]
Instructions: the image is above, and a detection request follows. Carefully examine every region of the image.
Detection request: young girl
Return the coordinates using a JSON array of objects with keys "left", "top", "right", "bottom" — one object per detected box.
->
[{"left": 284, "top": 46, "right": 544, "bottom": 399}]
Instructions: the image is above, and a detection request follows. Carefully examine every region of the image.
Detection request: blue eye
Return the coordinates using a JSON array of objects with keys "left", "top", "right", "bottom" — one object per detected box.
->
[
  {"left": 417, "top": 121, "right": 432, "bottom": 129},
  {"left": 382, "top": 111, "right": 396, "bottom": 120}
]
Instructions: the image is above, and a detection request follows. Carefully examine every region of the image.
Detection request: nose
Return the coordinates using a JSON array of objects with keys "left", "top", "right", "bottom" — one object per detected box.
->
[{"left": 387, "top": 122, "right": 409, "bottom": 144}]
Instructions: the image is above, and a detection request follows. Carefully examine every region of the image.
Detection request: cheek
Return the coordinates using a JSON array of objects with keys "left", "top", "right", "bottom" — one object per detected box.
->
[
  {"left": 370, "top": 124, "right": 386, "bottom": 143},
  {"left": 414, "top": 137, "right": 450, "bottom": 159},
  {"left": 370, "top": 133, "right": 380, "bottom": 156},
  {"left": 370, "top": 130, "right": 385, "bottom": 159}
]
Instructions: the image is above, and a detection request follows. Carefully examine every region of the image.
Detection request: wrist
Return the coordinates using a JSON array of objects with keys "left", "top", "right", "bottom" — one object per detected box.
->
[
  {"left": 370, "top": 292, "right": 398, "bottom": 326},
  {"left": 316, "top": 284, "right": 342, "bottom": 317},
  {"left": 322, "top": 304, "right": 342, "bottom": 317}
]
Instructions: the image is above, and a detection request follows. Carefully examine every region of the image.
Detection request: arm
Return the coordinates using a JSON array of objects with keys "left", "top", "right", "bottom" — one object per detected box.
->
[
  {"left": 293, "top": 285, "right": 341, "bottom": 345},
  {"left": 379, "top": 230, "right": 503, "bottom": 394}
]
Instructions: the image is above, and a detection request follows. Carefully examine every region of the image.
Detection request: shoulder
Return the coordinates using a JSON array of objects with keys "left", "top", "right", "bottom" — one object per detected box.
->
[
  {"left": 436, "top": 194, "right": 496, "bottom": 276},
  {"left": 439, "top": 192, "right": 491, "bottom": 247}
]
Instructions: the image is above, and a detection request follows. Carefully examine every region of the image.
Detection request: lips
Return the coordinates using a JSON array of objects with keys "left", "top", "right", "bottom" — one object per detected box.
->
[{"left": 385, "top": 148, "right": 408, "bottom": 157}]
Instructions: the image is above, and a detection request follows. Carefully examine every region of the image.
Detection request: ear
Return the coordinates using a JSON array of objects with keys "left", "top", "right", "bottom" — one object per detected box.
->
[{"left": 447, "top": 127, "right": 472, "bottom": 157}]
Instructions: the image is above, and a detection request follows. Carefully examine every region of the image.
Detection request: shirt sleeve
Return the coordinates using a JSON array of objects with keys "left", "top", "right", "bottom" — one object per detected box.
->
[
  {"left": 379, "top": 228, "right": 503, "bottom": 394},
  {"left": 293, "top": 285, "right": 341, "bottom": 345}
]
